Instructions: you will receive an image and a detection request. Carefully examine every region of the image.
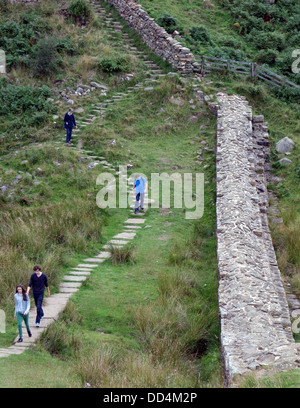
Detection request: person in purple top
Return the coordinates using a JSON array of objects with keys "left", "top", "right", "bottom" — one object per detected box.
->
[
  {"left": 27, "top": 265, "right": 50, "bottom": 328},
  {"left": 14, "top": 284, "right": 31, "bottom": 343}
]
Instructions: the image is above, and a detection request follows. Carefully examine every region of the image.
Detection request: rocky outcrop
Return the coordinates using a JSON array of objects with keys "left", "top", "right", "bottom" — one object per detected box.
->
[
  {"left": 103, "top": 0, "right": 197, "bottom": 74},
  {"left": 215, "top": 92, "right": 300, "bottom": 384}
]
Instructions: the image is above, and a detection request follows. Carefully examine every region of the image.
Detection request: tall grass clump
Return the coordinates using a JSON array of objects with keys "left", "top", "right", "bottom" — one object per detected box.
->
[
  {"left": 109, "top": 244, "right": 136, "bottom": 265},
  {"left": 273, "top": 211, "right": 300, "bottom": 295},
  {"left": 0, "top": 199, "right": 106, "bottom": 308},
  {"left": 38, "top": 321, "right": 82, "bottom": 360}
]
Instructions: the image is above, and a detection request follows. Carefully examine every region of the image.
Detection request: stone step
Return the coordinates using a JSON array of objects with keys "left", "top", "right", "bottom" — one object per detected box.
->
[
  {"left": 59, "top": 282, "right": 82, "bottom": 288},
  {"left": 94, "top": 251, "right": 111, "bottom": 258},
  {"left": 77, "top": 263, "right": 99, "bottom": 268},
  {"left": 113, "top": 232, "right": 136, "bottom": 240},
  {"left": 83, "top": 258, "right": 106, "bottom": 263},
  {"left": 63, "top": 275, "right": 87, "bottom": 282},
  {"left": 108, "top": 239, "right": 129, "bottom": 245},
  {"left": 125, "top": 218, "right": 146, "bottom": 224},
  {"left": 69, "top": 271, "right": 91, "bottom": 276}
]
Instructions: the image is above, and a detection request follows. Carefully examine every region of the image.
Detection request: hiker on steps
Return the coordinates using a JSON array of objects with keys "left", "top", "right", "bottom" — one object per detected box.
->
[
  {"left": 64, "top": 108, "right": 77, "bottom": 146},
  {"left": 14, "top": 285, "right": 32, "bottom": 343},
  {"left": 27, "top": 265, "right": 50, "bottom": 328},
  {"left": 133, "top": 173, "right": 147, "bottom": 214}
]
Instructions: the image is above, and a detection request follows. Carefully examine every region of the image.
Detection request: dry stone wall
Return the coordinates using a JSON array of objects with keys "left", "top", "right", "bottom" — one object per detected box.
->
[
  {"left": 215, "top": 92, "right": 300, "bottom": 383},
  {"left": 103, "top": 0, "right": 197, "bottom": 74},
  {"left": 9, "top": 0, "right": 41, "bottom": 3}
]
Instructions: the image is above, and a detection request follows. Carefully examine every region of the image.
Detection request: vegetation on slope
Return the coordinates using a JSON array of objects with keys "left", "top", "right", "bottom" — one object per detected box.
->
[
  {"left": 139, "top": 0, "right": 300, "bottom": 85},
  {"left": 0, "top": 0, "right": 221, "bottom": 388}
]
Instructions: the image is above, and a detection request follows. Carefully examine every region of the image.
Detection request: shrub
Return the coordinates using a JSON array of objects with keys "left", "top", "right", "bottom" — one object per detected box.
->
[
  {"left": 248, "top": 30, "right": 285, "bottom": 51},
  {"left": 98, "top": 55, "right": 131, "bottom": 74},
  {"left": 68, "top": 0, "right": 91, "bottom": 19},
  {"left": 30, "top": 37, "right": 62, "bottom": 77},
  {"left": 0, "top": 83, "right": 52, "bottom": 116},
  {"left": 156, "top": 14, "right": 181, "bottom": 34},
  {"left": 255, "top": 49, "right": 278, "bottom": 64},
  {"left": 189, "top": 26, "right": 212, "bottom": 44}
]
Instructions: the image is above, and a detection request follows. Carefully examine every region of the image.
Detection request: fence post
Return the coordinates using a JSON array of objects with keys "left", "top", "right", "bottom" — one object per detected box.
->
[
  {"left": 227, "top": 59, "right": 231, "bottom": 72},
  {"left": 201, "top": 56, "right": 205, "bottom": 75},
  {"left": 251, "top": 63, "right": 257, "bottom": 79}
]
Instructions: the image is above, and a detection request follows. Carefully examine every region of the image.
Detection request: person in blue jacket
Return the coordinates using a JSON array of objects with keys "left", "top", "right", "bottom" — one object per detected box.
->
[
  {"left": 64, "top": 108, "right": 77, "bottom": 145},
  {"left": 132, "top": 173, "right": 147, "bottom": 214},
  {"left": 14, "top": 285, "right": 31, "bottom": 343}
]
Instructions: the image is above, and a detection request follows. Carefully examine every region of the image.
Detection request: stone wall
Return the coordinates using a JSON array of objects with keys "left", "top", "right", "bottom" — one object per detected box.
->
[
  {"left": 103, "top": 0, "right": 198, "bottom": 74},
  {"left": 9, "top": 0, "right": 41, "bottom": 3},
  {"left": 215, "top": 92, "right": 300, "bottom": 384}
]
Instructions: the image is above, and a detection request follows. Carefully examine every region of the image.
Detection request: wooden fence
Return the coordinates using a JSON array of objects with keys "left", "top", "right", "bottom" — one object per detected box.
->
[{"left": 193, "top": 55, "right": 300, "bottom": 90}]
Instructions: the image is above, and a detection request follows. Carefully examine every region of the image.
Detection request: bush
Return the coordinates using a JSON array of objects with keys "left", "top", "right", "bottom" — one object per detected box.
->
[
  {"left": 68, "top": 0, "right": 91, "bottom": 19},
  {"left": 189, "top": 26, "right": 212, "bottom": 44},
  {"left": 0, "top": 12, "right": 52, "bottom": 70},
  {"left": 30, "top": 37, "right": 62, "bottom": 77},
  {"left": 248, "top": 30, "right": 285, "bottom": 51},
  {"left": 156, "top": 14, "right": 181, "bottom": 34},
  {"left": 98, "top": 55, "right": 131, "bottom": 74},
  {"left": 0, "top": 83, "right": 52, "bottom": 116},
  {"left": 255, "top": 49, "right": 278, "bottom": 64}
]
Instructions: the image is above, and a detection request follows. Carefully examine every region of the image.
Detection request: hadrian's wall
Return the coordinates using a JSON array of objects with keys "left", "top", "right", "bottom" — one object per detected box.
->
[
  {"left": 9, "top": 0, "right": 41, "bottom": 3},
  {"left": 104, "top": 0, "right": 198, "bottom": 74},
  {"left": 214, "top": 93, "right": 300, "bottom": 383}
]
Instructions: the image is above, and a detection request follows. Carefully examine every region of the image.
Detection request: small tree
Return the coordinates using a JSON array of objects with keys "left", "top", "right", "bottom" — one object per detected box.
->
[
  {"left": 68, "top": 0, "right": 91, "bottom": 23},
  {"left": 30, "top": 38, "right": 61, "bottom": 77}
]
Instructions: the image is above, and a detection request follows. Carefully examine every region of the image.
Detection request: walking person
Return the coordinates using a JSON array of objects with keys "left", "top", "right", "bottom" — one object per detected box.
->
[
  {"left": 64, "top": 108, "right": 77, "bottom": 145},
  {"left": 27, "top": 265, "right": 50, "bottom": 328},
  {"left": 14, "top": 285, "right": 32, "bottom": 343},
  {"left": 132, "top": 173, "right": 147, "bottom": 214}
]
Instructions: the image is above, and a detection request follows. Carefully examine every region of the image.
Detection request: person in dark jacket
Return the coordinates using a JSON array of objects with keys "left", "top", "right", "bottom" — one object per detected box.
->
[
  {"left": 27, "top": 265, "right": 50, "bottom": 328},
  {"left": 64, "top": 108, "right": 77, "bottom": 145}
]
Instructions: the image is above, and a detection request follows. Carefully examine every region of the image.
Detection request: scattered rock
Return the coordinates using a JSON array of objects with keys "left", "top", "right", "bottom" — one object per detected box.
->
[
  {"left": 90, "top": 82, "right": 108, "bottom": 90},
  {"left": 74, "top": 107, "right": 85, "bottom": 113},
  {"left": 276, "top": 137, "right": 295, "bottom": 153},
  {"left": 169, "top": 96, "right": 184, "bottom": 106},
  {"left": 279, "top": 158, "right": 292, "bottom": 165}
]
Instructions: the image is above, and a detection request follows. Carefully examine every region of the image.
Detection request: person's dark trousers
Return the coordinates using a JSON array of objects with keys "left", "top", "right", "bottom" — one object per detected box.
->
[
  {"left": 33, "top": 292, "right": 44, "bottom": 324},
  {"left": 135, "top": 193, "right": 140, "bottom": 212},
  {"left": 66, "top": 127, "right": 73, "bottom": 143}
]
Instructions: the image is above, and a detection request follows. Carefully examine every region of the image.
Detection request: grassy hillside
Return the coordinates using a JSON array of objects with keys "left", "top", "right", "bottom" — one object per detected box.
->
[
  {"left": 138, "top": 0, "right": 300, "bottom": 320},
  {"left": 0, "top": 0, "right": 222, "bottom": 388},
  {"left": 139, "top": 0, "right": 300, "bottom": 86},
  {"left": 0, "top": 0, "right": 299, "bottom": 388}
]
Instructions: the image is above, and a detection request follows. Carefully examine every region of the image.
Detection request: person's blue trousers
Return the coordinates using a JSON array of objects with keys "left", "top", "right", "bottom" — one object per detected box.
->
[
  {"left": 66, "top": 127, "right": 73, "bottom": 143},
  {"left": 33, "top": 292, "right": 44, "bottom": 324}
]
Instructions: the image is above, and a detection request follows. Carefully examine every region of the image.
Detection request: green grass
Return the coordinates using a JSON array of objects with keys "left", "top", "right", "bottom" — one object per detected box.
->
[
  {"left": 0, "top": 67, "right": 222, "bottom": 387},
  {"left": 1, "top": 0, "right": 299, "bottom": 389},
  {"left": 0, "top": 349, "right": 81, "bottom": 388}
]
